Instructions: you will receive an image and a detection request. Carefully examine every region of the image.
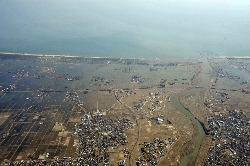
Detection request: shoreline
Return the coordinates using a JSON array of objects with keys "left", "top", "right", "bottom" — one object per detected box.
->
[{"left": 0, "top": 52, "right": 144, "bottom": 61}]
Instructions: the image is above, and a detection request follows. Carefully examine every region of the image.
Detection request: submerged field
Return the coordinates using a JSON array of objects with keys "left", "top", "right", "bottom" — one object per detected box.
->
[{"left": 0, "top": 53, "right": 249, "bottom": 166}]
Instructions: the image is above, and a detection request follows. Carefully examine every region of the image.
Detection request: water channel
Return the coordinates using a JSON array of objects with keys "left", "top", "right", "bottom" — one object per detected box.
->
[{"left": 170, "top": 57, "right": 212, "bottom": 166}]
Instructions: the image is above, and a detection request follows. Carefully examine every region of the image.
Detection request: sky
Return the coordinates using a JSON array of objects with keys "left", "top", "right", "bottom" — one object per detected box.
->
[{"left": 0, "top": 0, "right": 250, "bottom": 59}]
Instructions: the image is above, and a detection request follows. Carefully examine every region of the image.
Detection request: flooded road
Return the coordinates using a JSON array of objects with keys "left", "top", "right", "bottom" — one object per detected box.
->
[{"left": 170, "top": 57, "right": 211, "bottom": 166}]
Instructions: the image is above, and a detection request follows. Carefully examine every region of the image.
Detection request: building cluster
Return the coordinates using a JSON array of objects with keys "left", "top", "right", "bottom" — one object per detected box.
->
[
  {"left": 131, "top": 75, "right": 140, "bottom": 83},
  {"left": 133, "top": 92, "right": 164, "bottom": 112},
  {"left": 2, "top": 157, "right": 102, "bottom": 166},
  {"left": 1, "top": 86, "right": 13, "bottom": 93},
  {"left": 148, "top": 92, "right": 164, "bottom": 112},
  {"left": 74, "top": 111, "right": 132, "bottom": 165},
  {"left": 205, "top": 110, "right": 250, "bottom": 165},
  {"left": 149, "top": 115, "right": 172, "bottom": 125},
  {"left": 66, "top": 76, "right": 81, "bottom": 81},
  {"left": 148, "top": 100, "right": 163, "bottom": 112},
  {"left": 204, "top": 91, "right": 231, "bottom": 109},
  {"left": 65, "top": 92, "right": 80, "bottom": 104},
  {"left": 91, "top": 76, "right": 105, "bottom": 83},
  {"left": 131, "top": 75, "right": 147, "bottom": 84},
  {"left": 136, "top": 137, "right": 176, "bottom": 166},
  {"left": 4, "top": 111, "right": 133, "bottom": 166},
  {"left": 54, "top": 73, "right": 81, "bottom": 82},
  {"left": 35, "top": 91, "right": 49, "bottom": 100},
  {"left": 114, "top": 67, "right": 134, "bottom": 73},
  {"left": 133, "top": 99, "right": 147, "bottom": 111},
  {"left": 91, "top": 76, "right": 113, "bottom": 86}
]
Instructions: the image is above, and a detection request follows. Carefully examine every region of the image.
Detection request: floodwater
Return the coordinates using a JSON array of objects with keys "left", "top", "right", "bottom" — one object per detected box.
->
[{"left": 170, "top": 57, "right": 212, "bottom": 165}]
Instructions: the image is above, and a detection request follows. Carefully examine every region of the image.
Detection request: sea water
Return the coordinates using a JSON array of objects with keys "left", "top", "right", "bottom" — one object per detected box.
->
[{"left": 1, "top": 1, "right": 250, "bottom": 60}]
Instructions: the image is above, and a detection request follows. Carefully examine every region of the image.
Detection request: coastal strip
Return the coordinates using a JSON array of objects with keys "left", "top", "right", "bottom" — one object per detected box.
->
[{"left": 0, "top": 52, "right": 144, "bottom": 61}]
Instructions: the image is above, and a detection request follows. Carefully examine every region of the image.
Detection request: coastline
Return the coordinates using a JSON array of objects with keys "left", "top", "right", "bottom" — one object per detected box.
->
[{"left": 0, "top": 52, "right": 144, "bottom": 61}]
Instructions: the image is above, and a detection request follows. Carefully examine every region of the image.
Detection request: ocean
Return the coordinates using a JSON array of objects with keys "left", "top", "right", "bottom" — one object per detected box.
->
[{"left": 0, "top": 0, "right": 250, "bottom": 60}]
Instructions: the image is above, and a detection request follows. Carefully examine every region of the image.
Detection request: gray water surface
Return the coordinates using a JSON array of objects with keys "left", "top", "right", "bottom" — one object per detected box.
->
[{"left": 1, "top": 1, "right": 250, "bottom": 59}]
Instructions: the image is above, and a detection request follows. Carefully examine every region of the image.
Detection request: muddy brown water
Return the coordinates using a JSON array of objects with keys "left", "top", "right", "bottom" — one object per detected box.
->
[{"left": 170, "top": 57, "right": 211, "bottom": 166}]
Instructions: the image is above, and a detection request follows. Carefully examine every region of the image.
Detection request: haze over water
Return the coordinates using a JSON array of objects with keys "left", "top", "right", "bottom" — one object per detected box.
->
[{"left": 0, "top": 0, "right": 250, "bottom": 60}]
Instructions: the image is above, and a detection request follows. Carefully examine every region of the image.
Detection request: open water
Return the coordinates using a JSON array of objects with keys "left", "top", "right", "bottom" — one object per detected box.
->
[{"left": 1, "top": 1, "right": 250, "bottom": 60}]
